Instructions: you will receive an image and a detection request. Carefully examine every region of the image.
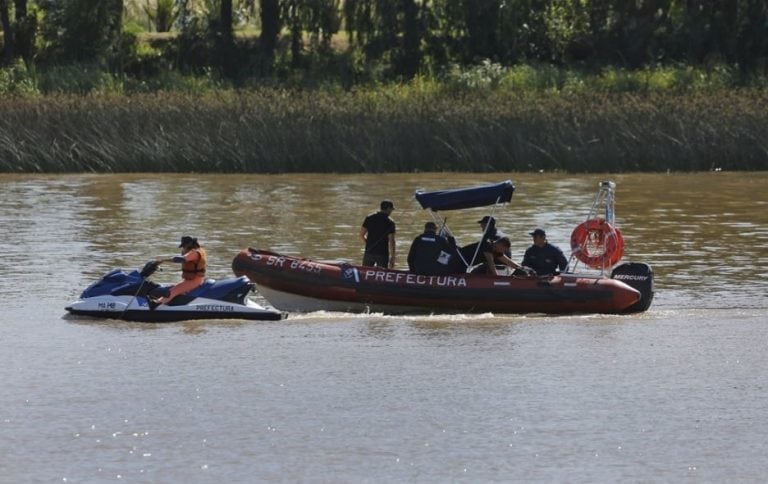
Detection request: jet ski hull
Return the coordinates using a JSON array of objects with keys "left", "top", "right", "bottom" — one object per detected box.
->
[
  {"left": 66, "top": 295, "right": 283, "bottom": 322},
  {"left": 66, "top": 265, "right": 284, "bottom": 322}
]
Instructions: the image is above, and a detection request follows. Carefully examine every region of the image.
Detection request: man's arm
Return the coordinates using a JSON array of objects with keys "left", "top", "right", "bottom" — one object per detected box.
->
[
  {"left": 521, "top": 247, "right": 532, "bottom": 268},
  {"left": 519, "top": 248, "right": 537, "bottom": 275},
  {"left": 359, "top": 226, "right": 368, "bottom": 245},
  {"left": 406, "top": 239, "right": 416, "bottom": 270},
  {"left": 483, "top": 252, "right": 498, "bottom": 276},
  {"left": 496, "top": 253, "right": 522, "bottom": 270},
  {"left": 156, "top": 255, "right": 185, "bottom": 264},
  {"left": 387, "top": 233, "right": 396, "bottom": 268}
]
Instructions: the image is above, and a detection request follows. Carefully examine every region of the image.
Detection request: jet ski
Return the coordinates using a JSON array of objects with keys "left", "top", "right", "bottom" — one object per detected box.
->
[{"left": 65, "top": 261, "right": 284, "bottom": 322}]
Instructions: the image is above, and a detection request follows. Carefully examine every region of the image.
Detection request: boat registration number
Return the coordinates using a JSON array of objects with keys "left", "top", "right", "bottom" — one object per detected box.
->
[{"left": 259, "top": 254, "right": 323, "bottom": 273}]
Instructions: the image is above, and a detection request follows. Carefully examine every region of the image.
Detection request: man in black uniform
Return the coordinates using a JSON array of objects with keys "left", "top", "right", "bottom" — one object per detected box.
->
[
  {"left": 478, "top": 216, "right": 505, "bottom": 240},
  {"left": 360, "top": 200, "right": 396, "bottom": 268},
  {"left": 522, "top": 228, "right": 568, "bottom": 276},
  {"left": 407, "top": 222, "right": 456, "bottom": 275},
  {"left": 473, "top": 236, "right": 531, "bottom": 276},
  {"left": 460, "top": 215, "right": 509, "bottom": 265}
]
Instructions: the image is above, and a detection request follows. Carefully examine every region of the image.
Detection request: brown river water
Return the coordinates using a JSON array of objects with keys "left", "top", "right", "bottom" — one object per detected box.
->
[{"left": 1, "top": 172, "right": 766, "bottom": 482}]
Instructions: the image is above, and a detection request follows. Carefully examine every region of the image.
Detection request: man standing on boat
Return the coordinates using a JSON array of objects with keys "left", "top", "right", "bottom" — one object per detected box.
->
[
  {"left": 360, "top": 200, "right": 396, "bottom": 268},
  {"left": 522, "top": 228, "right": 568, "bottom": 276}
]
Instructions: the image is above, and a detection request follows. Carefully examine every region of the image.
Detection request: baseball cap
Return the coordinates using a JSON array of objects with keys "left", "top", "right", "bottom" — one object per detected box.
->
[{"left": 179, "top": 235, "right": 197, "bottom": 247}]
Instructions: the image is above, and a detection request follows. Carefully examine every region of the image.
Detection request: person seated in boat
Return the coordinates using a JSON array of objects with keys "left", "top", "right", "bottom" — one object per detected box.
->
[
  {"left": 474, "top": 236, "right": 530, "bottom": 276},
  {"left": 460, "top": 216, "right": 510, "bottom": 265},
  {"left": 360, "top": 200, "right": 396, "bottom": 268},
  {"left": 407, "top": 222, "right": 457, "bottom": 275},
  {"left": 522, "top": 228, "right": 568, "bottom": 276},
  {"left": 153, "top": 236, "right": 208, "bottom": 305}
]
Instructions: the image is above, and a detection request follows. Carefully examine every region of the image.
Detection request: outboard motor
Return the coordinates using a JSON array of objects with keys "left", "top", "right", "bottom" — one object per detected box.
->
[{"left": 611, "top": 262, "right": 654, "bottom": 313}]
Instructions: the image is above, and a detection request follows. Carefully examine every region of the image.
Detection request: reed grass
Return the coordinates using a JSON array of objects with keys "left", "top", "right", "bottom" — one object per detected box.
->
[{"left": 1, "top": 86, "right": 767, "bottom": 173}]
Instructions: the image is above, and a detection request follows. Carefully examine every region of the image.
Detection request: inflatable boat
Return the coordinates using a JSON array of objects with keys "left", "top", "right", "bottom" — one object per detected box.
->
[
  {"left": 232, "top": 181, "right": 653, "bottom": 315},
  {"left": 232, "top": 249, "right": 651, "bottom": 314}
]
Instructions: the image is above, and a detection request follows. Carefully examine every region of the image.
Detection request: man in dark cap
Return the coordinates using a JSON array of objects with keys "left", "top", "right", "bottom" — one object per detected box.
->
[
  {"left": 153, "top": 236, "right": 207, "bottom": 305},
  {"left": 360, "top": 200, "right": 396, "bottom": 268},
  {"left": 477, "top": 216, "right": 506, "bottom": 241},
  {"left": 461, "top": 215, "right": 509, "bottom": 265},
  {"left": 407, "top": 221, "right": 456, "bottom": 275},
  {"left": 474, "top": 236, "right": 531, "bottom": 276},
  {"left": 522, "top": 228, "right": 568, "bottom": 276}
]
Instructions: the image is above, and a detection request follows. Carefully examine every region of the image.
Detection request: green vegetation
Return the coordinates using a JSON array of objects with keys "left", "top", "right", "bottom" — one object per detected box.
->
[
  {"left": 2, "top": 1, "right": 767, "bottom": 91},
  {"left": 2, "top": 84, "right": 766, "bottom": 173},
  {"left": 1, "top": 1, "right": 767, "bottom": 172}
]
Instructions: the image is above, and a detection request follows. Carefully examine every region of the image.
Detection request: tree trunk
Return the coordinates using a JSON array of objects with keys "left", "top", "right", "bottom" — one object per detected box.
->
[
  {"left": 13, "top": 0, "right": 25, "bottom": 19},
  {"left": 12, "top": 0, "right": 34, "bottom": 61},
  {"left": 463, "top": 0, "right": 499, "bottom": 60},
  {"left": 290, "top": 16, "right": 301, "bottom": 67},
  {"left": 260, "top": 0, "right": 280, "bottom": 58},
  {"left": 109, "top": 0, "right": 123, "bottom": 68},
  {"left": 0, "top": 0, "right": 13, "bottom": 62},
  {"left": 399, "top": 0, "right": 421, "bottom": 78},
  {"left": 221, "top": 0, "right": 233, "bottom": 38}
]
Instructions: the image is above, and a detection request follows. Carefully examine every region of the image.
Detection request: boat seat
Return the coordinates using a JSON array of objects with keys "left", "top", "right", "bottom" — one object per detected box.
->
[{"left": 185, "top": 276, "right": 252, "bottom": 299}]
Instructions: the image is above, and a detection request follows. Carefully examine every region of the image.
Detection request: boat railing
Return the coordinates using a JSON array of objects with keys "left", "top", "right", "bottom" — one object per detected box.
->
[{"left": 567, "top": 180, "right": 618, "bottom": 276}]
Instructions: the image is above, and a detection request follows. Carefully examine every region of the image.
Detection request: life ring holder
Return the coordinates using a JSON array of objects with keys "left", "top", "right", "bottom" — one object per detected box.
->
[{"left": 570, "top": 219, "right": 624, "bottom": 269}]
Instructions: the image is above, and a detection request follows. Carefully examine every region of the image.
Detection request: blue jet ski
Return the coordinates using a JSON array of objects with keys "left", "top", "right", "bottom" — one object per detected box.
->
[{"left": 66, "top": 261, "right": 284, "bottom": 322}]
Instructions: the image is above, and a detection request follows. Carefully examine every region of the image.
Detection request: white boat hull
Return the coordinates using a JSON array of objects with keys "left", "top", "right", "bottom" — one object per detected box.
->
[{"left": 66, "top": 295, "right": 284, "bottom": 322}]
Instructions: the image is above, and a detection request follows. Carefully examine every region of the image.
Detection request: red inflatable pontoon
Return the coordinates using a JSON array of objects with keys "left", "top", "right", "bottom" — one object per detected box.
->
[{"left": 232, "top": 249, "right": 643, "bottom": 315}]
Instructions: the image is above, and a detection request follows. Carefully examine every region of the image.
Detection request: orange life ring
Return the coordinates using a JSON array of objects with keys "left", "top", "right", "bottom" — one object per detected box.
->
[{"left": 570, "top": 219, "right": 624, "bottom": 269}]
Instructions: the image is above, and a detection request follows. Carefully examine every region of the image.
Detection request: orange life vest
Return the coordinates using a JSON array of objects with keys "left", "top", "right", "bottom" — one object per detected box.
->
[{"left": 181, "top": 248, "right": 207, "bottom": 280}]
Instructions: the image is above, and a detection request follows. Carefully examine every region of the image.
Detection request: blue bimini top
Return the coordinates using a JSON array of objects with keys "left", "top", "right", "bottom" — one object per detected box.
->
[{"left": 415, "top": 180, "right": 515, "bottom": 211}]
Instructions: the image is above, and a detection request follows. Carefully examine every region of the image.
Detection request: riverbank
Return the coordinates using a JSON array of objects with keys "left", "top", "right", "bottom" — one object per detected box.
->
[{"left": 2, "top": 86, "right": 767, "bottom": 173}]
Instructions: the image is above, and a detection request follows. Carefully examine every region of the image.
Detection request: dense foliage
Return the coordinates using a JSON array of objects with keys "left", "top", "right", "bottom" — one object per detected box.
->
[
  {"left": 1, "top": 1, "right": 767, "bottom": 89},
  {"left": 1, "top": 2, "right": 767, "bottom": 173}
]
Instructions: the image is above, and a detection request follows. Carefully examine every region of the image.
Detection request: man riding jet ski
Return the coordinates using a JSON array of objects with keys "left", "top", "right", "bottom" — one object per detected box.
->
[{"left": 65, "top": 258, "right": 283, "bottom": 323}]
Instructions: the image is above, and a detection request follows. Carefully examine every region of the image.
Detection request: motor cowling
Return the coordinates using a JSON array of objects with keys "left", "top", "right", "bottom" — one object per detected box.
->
[{"left": 611, "top": 262, "right": 654, "bottom": 313}]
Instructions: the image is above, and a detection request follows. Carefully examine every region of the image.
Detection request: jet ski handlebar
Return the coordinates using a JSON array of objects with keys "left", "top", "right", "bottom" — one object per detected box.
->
[{"left": 139, "top": 260, "right": 160, "bottom": 278}]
